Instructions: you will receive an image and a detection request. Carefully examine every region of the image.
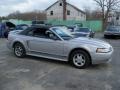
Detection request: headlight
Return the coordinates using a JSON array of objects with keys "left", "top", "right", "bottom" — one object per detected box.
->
[{"left": 96, "top": 48, "right": 111, "bottom": 53}]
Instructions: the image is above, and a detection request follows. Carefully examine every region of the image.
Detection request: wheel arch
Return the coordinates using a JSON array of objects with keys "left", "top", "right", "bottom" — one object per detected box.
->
[
  {"left": 12, "top": 41, "right": 26, "bottom": 58},
  {"left": 12, "top": 41, "right": 24, "bottom": 48},
  {"left": 68, "top": 48, "right": 92, "bottom": 63}
]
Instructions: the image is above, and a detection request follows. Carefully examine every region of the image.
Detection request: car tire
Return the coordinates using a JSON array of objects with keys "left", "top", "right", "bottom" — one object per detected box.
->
[
  {"left": 4, "top": 32, "right": 8, "bottom": 38},
  {"left": 104, "top": 35, "right": 108, "bottom": 38},
  {"left": 89, "top": 34, "right": 93, "bottom": 38},
  {"left": 69, "top": 50, "right": 91, "bottom": 69},
  {"left": 14, "top": 43, "right": 26, "bottom": 58}
]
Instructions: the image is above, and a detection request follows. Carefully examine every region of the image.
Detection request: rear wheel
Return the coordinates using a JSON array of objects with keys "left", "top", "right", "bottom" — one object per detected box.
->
[
  {"left": 69, "top": 50, "right": 91, "bottom": 69},
  {"left": 4, "top": 32, "right": 8, "bottom": 38},
  {"left": 14, "top": 43, "right": 26, "bottom": 58}
]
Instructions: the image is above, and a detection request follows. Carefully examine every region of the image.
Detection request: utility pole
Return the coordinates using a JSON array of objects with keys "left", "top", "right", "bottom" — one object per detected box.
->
[{"left": 63, "top": 0, "right": 67, "bottom": 20}]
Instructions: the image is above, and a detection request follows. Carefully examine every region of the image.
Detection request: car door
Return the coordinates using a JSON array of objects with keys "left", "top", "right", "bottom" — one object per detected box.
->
[{"left": 27, "top": 28, "right": 64, "bottom": 57}]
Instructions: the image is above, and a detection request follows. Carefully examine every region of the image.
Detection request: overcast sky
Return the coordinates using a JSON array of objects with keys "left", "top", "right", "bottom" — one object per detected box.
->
[{"left": 0, "top": 0, "right": 95, "bottom": 16}]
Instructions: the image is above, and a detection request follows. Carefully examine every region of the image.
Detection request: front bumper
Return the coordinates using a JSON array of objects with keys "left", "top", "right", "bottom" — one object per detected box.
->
[
  {"left": 6, "top": 40, "right": 13, "bottom": 50},
  {"left": 104, "top": 33, "right": 120, "bottom": 37},
  {"left": 91, "top": 50, "right": 113, "bottom": 64}
]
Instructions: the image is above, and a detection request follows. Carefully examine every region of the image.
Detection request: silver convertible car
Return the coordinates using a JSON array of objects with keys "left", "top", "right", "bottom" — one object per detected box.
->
[{"left": 7, "top": 25, "right": 113, "bottom": 69}]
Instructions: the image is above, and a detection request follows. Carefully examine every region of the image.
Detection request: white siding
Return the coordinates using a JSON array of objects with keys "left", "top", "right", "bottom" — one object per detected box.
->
[
  {"left": 46, "top": 1, "right": 86, "bottom": 21},
  {"left": 46, "top": 2, "right": 63, "bottom": 20},
  {"left": 108, "top": 12, "right": 120, "bottom": 25},
  {"left": 66, "top": 4, "right": 86, "bottom": 21}
]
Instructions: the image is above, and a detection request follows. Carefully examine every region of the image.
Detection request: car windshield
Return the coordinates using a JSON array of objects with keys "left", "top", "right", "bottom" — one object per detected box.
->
[
  {"left": 75, "top": 28, "right": 89, "bottom": 32},
  {"left": 107, "top": 27, "right": 119, "bottom": 32},
  {"left": 53, "top": 28, "right": 73, "bottom": 40},
  {"left": 16, "top": 25, "right": 28, "bottom": 30}
]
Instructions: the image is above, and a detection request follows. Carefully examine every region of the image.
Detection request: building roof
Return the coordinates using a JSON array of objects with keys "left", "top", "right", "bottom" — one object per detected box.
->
[
  {"left": 45, "top": 1, "right": 86, "bottom": 14},
  {"left": 45, "top": 1, "right": 59, "bottom": 11}
]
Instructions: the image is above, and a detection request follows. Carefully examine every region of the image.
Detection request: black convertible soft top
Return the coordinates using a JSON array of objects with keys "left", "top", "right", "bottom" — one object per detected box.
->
[{"left": 20, "top": 25, "right": 51, "bottom": 35}]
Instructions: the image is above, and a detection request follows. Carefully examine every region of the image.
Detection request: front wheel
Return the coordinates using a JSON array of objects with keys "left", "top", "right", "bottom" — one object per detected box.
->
[
  {"left": 14, "top": 43, "right": 26, "bottom": 58},
  {"left": 104, "top": 35, "right": 108, "bottom": 38},
  {"left": 70, "top": 50, "right": 91, "bottom": 69}
]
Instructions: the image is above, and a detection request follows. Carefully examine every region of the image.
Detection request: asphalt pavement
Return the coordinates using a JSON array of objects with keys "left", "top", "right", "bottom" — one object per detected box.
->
[{"left": 0, "top": 33, "right": 120, "bottom": 90}]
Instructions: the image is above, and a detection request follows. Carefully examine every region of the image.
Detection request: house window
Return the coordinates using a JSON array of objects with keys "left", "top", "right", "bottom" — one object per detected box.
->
[
  {"left": 67, "top": 10, "right": 70, "bottom": 15},
  {"left": 81, "top": 14, "right": 83, "bottom": 17},
  {"left": 50, "top": 11, "right": 53, "bottom": 15},
  {"left": 59, "top": 3, "right": 62, "bottom": 6},
  {"left": 116, "top": 15, "right": 119, "bottom": 20}
]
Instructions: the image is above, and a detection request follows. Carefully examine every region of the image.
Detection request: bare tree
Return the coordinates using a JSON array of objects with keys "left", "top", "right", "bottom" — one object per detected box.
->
[
  {"left": 84, "top": 6, "right": 92, "bottom": 20},
  {"left": 84, "top": 7, "right": 102, "bottom": 20},
  {"left": 7, "top": 10, "right": 47, "bottom": 21},
  {"left": 93, "top": 0, "right": 120, "bottom": 30}
]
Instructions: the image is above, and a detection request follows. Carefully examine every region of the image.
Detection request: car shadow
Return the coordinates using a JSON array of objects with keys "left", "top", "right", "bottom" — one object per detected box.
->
[
  {"left": 25, "top": 55, "right": 71, "bottom": 67},
  {"left": 8, "top": 52, "right": 112, "bottom": 70},
  {"left": 87, "top": 63, "right": 112, "bottom": 70},
  {"left": 25, "top": 55, "right": 111, "bottom": 70}
]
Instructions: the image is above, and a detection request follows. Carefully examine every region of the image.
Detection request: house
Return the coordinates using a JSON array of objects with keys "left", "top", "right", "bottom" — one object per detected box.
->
[
  {"left": 45, "top": 0, "right": 86, "bottom": 21},
  {"left": 108, "top": 11, "right": 120, "bottom": 25}
]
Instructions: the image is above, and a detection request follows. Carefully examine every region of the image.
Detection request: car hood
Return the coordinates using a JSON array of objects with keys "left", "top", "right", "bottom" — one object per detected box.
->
[
  {"left": 70, "top": 37, "right": 111, "bottom": 48},
  {"left": 72, "top": 32, "right": 89, "bottom": 35},
  {"left": 105, "top": 31, "right": 120, "bottom": 33}
]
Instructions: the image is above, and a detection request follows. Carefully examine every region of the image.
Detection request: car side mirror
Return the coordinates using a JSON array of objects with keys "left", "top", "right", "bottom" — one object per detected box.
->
[{"left": 49, "top": 33, "right": 58, "bottom": 40}]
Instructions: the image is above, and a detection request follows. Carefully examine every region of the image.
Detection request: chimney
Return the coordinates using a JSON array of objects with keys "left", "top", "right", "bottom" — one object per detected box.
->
[{"left": 62, "top": 0, "right": 67, "bottom": 20}]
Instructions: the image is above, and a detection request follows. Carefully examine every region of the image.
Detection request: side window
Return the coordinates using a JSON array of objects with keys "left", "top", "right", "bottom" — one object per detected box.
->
[
  {"left": 27, "top": 30, "right": 34, "bottom": 36},
  {"left": 33, "top": 28, "right": 42, "bottom": 37},
  {"left": 26, "top": 28, "right": 61, "bottom": 40},
  {"left": 46, "top": 30, "right": 61, "bottom": 40},
  {"left": 27, "top": 28, "right": 47, "bottom": 38}
]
